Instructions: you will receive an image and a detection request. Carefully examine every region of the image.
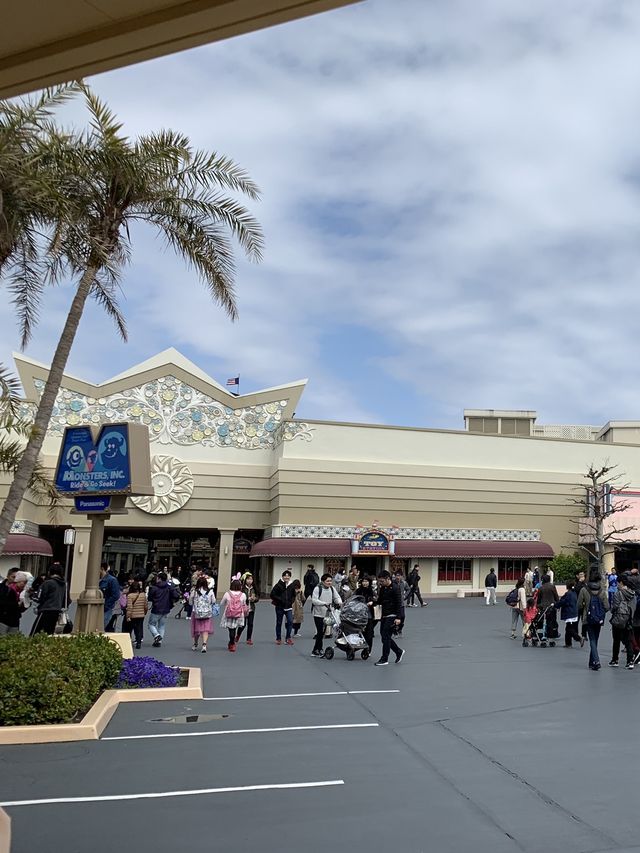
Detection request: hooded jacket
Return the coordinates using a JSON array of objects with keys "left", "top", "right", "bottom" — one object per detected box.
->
[
  {"left": 37, "top": 575, "right": 67, "bottom": 612},
  {"left": 622, "top": 572, "right": 640, "bottom": 627},
  {"left": 611, "top": 586, "right": 636, "bottom": 629},
  {"left": 99, "top": 572, "right": 120, "bottom": 611},
  {"left": 577, "top": 582, "right": 609, "bottom": 622},
  {"left": 0, "top": 581, "right": 23, "bottom": 627},
  {"left": 148, "top": 580, "right": 179, "bottom": 615},
  {"left": 536, "top": 582, "right": 559, "bottom": 610},
  {"left": 270, "top": 579, "right": 296, "bottom": 609}
]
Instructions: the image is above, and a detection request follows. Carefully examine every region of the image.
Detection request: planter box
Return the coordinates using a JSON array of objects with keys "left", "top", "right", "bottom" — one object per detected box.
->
[{"left": 0, "top": 667, "right": 202, "bottom": 745}]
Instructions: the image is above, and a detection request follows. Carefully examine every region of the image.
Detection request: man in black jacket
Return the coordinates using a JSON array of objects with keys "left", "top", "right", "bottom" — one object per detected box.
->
[
  {"left": 303, "top": 564, "right": 319, "bottom": 600},
  {"left": 30, "top": 564, "right": 67, "bottom": 635},
  {"left": 270, "top": 570, "right": 295, "bottom": 645},
  {"left": 374, "top": 571, "right": 404, "bottom": 666},
  {"left": 407, "top": 564, "right": 426, "bottom": 607},
  {"left": 484, "top": 568, "right": 498, "bottom": 605}
]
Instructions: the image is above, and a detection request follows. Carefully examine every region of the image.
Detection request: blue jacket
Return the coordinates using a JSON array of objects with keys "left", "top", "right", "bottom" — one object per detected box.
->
[
  {"left": 555, "top": 589, "right": 578, "bottom": 621},
  {"left": 148, "top": 580, "right": 179, "bottom": 615},
  {"left": 99, "top": 573, "right": 120, "bottom": 611}
]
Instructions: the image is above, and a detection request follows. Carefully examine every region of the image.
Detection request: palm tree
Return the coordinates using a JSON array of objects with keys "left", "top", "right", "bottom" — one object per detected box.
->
[
  {"left": 0, "top": 363, "right": 58, "bottom": 510},
  {"left": 0, "top": 84, "right": 263, "bottom": 554}
]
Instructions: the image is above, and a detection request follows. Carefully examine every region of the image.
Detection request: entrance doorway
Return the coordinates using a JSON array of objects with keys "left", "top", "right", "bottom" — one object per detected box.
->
[{"left": 352, "top": 556, "right": 383, "bottom": 578}]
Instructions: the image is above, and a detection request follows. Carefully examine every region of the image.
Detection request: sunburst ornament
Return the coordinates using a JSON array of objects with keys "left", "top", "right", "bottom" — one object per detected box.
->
[{"left": 131, "top": 455, "right": 194, "bottom": 515}]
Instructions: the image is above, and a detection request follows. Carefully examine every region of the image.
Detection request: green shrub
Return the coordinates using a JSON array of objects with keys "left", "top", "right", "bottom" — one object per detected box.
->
[
  {"left": 545, "top": 552, "right": 588, "bottom": 584},
  {"left": 0, "top": 633, "right": 123, "bottom": 726}
]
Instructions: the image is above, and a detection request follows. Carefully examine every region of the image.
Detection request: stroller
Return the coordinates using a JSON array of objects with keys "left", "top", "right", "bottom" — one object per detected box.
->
[
  {"left": 523, "top": 603, "right": 559, "bottom": 648},
  {"left": 322, "top": 595, "right": 371, "bottom": 661}
]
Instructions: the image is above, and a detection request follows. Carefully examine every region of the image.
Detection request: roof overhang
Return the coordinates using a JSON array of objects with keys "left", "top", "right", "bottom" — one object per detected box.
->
[
  {"left": 3, "top": 534, "right": 53, "bottom": 557},
  {"left": 0, "top": 0, "right": 363, "bottom": 99},
  {"left": 251, "top": 538, "right": 554, "bottom": 560}
]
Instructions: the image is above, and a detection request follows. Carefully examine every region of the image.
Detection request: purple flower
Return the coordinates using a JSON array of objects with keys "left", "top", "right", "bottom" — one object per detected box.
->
[{"left": 117, "top": 656, "right": 180, "bottom": 689}]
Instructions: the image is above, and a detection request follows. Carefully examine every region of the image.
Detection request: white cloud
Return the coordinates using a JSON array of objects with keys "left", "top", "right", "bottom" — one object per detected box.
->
[{"left": 3, "top": 0, "right": 640, "bottom": 429}]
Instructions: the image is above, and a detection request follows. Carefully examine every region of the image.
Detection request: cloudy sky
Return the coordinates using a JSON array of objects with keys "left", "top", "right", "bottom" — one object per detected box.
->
[{"left": 3, "top": 0, "right": 640, "bottom": 429}]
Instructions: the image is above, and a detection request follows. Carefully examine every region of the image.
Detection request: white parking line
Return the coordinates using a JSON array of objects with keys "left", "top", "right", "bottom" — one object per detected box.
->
[
  {"left": 0, "top": 780, "right": 345, "bottom": 808},
  {"left": 203, "top": 690, "right": 400, "bottom": 701},
  {"left": 102, "top": 722, "right": 379, "bottom": 742}
]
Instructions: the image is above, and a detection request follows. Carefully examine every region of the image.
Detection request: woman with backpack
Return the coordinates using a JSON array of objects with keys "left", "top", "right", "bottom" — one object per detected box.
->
[
  {"left": 189, "top": 575, "right": 216, "bottom": 653},
  {"left": 578, "top": 579, "right": 609, "bottom": 670},
  {"left": 220, "top": 579, "right": 248, "bottom": 652}
]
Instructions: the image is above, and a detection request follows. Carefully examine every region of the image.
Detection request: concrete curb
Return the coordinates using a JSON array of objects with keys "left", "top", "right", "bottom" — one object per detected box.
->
[{"left": 0, "top": 667, "right": 202, "bottom": 745}]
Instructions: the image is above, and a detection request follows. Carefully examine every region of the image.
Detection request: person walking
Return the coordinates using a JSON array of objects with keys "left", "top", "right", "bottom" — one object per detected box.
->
[
  {"left": 236, "top": 573, "right": 258, "bottom": 645},
  {"left": 507, "top": 578, "right": 526, "bottom": 639},
  {"left": 147, "top": 571, "right": 180, "bottom": 647},
  {"left": 99, "top": 564, "right": 121, "bottom": 632},
  {"left": 0, "top": 571, "right": 29, "bottom": 635},
  {"left": 220, "top": 579, "right": 248, "bottom": 652},
  {"left": 125, "top": 580, "right": 147, "bottom": 649},
  {"left": 374, "top": 571, "right": 404, "bottom": 666},
  {"left": 189, "top": 575, "right": 216, "bottom": 653},
  {"left": 536, "top": 574, "right": 560, "bottom": 641},
  {"left": 30, "top": 564, "right": 67, "bottom": 635},
  {"left": 311, "top": 573, "right": 341, "bottom": 657},
  {"left": 524, "top": 566, "right": 534, "bottom": 598},
  {"left": 407, "top": 564, "right": 426, "bottom": 607},
  {"left": 484, "top": 568, "right": 498, "bottom": 605},
  {"left": 555, "top": 581, "right": 582, "bottom": 648},
  {"left": 578, "top": 579, "right": 609, "bottom": 670},
  {"left": 394, "top": 572, "right": 409, "bottom": 637},
  {"left": 355, "top": 575, "right": 376, "bottom": 653},
  {"left": 303, "top": 564, "right": 319, "bottom": 601},
  {"left": 608, "top": 573, "right": 636, "bottom": 669},
  {"left": 292, "top": 579, "right": 305, "bottom": 636},
  {"left": 270, "top": 570, "right": 295, "bottom": 645}
]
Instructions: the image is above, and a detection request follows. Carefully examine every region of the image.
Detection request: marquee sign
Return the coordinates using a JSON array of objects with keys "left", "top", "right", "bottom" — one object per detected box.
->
[
  {"left": 55, "top": 422, "right": 153, "bottom": 496},
  {"left": 351, "top": 528, "right": 396, "bottom": 556}
]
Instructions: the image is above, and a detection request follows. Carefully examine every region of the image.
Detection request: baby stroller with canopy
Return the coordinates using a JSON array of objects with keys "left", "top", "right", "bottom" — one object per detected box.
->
[
  {"left": 524, "top": 603, "right": 559, "bottom": 647},
  {"left": 322, "top": 595, "right": 371, "bottom": 661}
]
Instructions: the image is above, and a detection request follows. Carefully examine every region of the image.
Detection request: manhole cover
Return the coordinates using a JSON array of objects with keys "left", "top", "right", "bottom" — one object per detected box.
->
[{"left": 147, "top": 714, "right": 230, "bottom": 724}]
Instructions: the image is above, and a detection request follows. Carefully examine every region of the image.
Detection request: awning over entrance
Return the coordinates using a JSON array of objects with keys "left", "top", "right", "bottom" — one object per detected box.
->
[
  {"left": 3, "top": 534, "right": 53, "bottom": 557},
  {"left": 395, "top": 541, "right": 554, "bottom": 559},
  {"left": 251, "top": 539, "right": 351, "bottom": 558},
  {"left": 251, "top": 538, "right": 553, "bottom": 560}
]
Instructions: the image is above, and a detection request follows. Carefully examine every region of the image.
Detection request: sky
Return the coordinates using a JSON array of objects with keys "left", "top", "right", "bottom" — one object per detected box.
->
[{"left": 3, "top": 0, "right": 640, "bottom": 429}]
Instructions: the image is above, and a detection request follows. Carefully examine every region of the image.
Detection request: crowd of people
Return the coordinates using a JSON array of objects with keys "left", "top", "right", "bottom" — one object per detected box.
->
[
  {"left": 269, "top": 562, "right": 428, "bottom": 665},
  {"left": 505, "top": 566, "right": 640, "bottom": 671},
  {"left": 0, "top": 563, "right": 68, "bottom": 636}
]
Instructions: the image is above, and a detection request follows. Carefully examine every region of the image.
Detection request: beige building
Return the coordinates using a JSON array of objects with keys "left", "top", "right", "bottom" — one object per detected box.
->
[{"left": 4, "top": 352, "right": 640, "bottom": 595}]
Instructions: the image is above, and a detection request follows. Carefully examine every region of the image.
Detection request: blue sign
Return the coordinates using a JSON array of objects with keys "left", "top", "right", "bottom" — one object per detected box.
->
[
  {"left": 74, "top": 496, "right": 112, "bottom": 513},
  {"left": 359, "top": 530, "right": 390, "bottom": 554},
  {"left": 55, "top": 424, "right": 131, "bottom": 494}
]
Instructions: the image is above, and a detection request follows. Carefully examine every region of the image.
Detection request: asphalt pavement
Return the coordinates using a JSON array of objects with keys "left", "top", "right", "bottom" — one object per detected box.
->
[{"left": 1, "top": 598, "right": 638, "bottom": 853}]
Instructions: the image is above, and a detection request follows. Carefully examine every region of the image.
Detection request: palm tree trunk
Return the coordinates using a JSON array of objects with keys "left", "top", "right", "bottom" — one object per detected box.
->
[{"left": 0, "top": 264, "right": 98, "bottom": 555}]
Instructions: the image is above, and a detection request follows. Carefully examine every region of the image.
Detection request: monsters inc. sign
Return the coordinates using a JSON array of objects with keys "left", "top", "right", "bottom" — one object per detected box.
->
[{"left": 54, "top": 423, "right": 153, "bottom": 496}]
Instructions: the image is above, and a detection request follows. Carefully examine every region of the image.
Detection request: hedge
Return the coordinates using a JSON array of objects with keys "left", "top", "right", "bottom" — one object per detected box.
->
[{"left": 0, "top": 633, "right": 123, "bottom": 726}]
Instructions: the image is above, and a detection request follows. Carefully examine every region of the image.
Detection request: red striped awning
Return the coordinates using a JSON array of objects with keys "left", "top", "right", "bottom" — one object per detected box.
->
[
  {"left": 3, "top": 533, "right": 53, "bottom": 557},
  {"left": 250, "top": 538, "right": 553, "bottom": 560},
  {"left": 394, "top": 540, "right": 554, "bottom": 559},
  {"left": 251, "top": 538, "right": 351, "bottom": 558}
]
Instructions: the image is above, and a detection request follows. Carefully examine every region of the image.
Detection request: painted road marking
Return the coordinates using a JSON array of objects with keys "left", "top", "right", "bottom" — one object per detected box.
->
[
  {"left": 203, "top": 690, "right": 400, "bottom": 701},
  {"left": 102, "top": 722, "right": 379, "bottom": 742},
  {"left": 0, "top": 780, "right": 345, "bottom": 808}
]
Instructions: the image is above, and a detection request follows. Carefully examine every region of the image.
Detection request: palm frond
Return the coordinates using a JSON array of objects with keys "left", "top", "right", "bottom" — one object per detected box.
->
[
  {"left": 0, "top": 363, "right": 23, "bottom": 419},
  {"left": 91, "top": 276, "right": 128, "bottom": 341}
]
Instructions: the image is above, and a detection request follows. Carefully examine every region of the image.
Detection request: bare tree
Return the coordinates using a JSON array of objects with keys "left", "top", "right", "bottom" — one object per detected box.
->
[{"left": 569, "top": 463, "right": 637, "bottom": 586}]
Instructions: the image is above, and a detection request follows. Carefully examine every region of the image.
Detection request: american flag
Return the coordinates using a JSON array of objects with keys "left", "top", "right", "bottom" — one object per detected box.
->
[{"left": 226, "top": 376, "right": 239, "bottom": 387}]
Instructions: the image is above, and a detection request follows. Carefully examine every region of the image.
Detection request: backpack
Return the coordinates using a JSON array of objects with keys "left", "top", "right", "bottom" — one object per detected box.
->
[
  {"left": 226, "top": 592, "right": 246, "bottom": 619},
  {"left": 612, "top": 593, "right": 633, "bottom": 629},
  {"left": 193, "top": 591, "right": 213, "bottom": 619},
  {"left": 505, "top": 588, "right": 518, "bottom": 607},
  {"left": 587, "top": 594, "right": 605, "bottom": 626}
]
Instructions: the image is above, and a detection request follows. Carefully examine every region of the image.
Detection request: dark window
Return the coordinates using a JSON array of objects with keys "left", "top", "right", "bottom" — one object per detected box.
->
[
  {"left": 498, "top": 559, "right": 529, "bottom": 582},
  {"left": 438, "top": 559, "right": 472, "bottom": 583}
]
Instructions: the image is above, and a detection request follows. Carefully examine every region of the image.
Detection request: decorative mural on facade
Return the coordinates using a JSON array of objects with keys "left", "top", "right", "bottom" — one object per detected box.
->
[
  {"left": 130, "top": 455, "right": 194, "bottom": 515},
  {"left": 274, "top": 525, "right": 541, "bottom": 541},
  {"left": 30, "top": 376, "right": 313, "bottom": 450}
]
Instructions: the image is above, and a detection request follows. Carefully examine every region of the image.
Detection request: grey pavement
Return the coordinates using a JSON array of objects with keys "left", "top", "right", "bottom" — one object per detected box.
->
[{"left": 1, "top": 599, "right": 639, "bottom": 853}]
